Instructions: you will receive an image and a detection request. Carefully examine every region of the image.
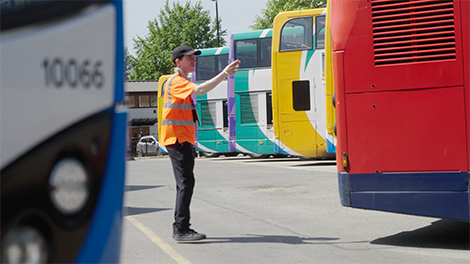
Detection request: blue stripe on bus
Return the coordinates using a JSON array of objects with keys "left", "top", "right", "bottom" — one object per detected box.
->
[
  {"left": 350, "top": 171, "right": 468, "bottom": 192},
  {"left": 339, "top": 171, "right": 470, "bottom": 221},
  {"left": 274, "top": 143, "right": 290, "bottom": 155},
  {"left": 326, "top": 140, "right": 336, "bottom": 153},
  {"left": 113, "top": 0, "right": 124, "bottom": 103},
  {"left": 75, "top": 109, "right": 127, "bottom": 263}
]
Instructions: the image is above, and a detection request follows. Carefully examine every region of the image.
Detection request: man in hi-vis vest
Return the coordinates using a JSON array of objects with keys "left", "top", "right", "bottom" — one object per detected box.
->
[{"left": 161, "top": 45, "right": 240, "bottom": 241}]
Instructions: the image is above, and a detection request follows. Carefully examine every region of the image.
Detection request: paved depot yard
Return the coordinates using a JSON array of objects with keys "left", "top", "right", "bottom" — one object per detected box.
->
[{"left": 121, "top": 156, "right": 470, "bottom": 264}]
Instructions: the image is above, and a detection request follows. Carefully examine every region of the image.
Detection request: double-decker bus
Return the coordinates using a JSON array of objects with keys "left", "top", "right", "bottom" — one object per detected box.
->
[
  {"left": 272, "top": 8, "right": 335, "bottom": 159},
  {"left": 228, "top": 28, "right": 278, "bottom": 158},
  {"left": 1, "top": 0, "right": 127, "bottom": 262},
  {"left": 324, "top": 1, "right": 337, "bottom": 154},
  {"left": 331, "top": 0, "right": 469, "bottom": 220},
  {"left": 193, "top": 47, "right": 238, "bottom": 158}
]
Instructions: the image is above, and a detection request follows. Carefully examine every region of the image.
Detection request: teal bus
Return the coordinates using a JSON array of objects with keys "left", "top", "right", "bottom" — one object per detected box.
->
[
  {"left": 228, "top": 28, "right": 279, "bottom": 158},
  {"left": 193, "top": 47, "right": 238, "bottom": 157}
]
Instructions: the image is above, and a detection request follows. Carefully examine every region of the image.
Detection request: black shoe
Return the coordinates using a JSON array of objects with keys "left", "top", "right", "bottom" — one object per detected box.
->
[{"left": 173, "top": 229, "right": 206, "bottom": 241}]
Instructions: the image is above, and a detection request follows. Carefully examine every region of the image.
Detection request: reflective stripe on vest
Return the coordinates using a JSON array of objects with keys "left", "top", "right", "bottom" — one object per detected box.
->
[
  {"left": 161, "top": 119, "right": 194, "bottom": 126},
  {"left": 165, "top": 75, "right": 178, "bottom": 102},
  {"left": 163, "top": 102, "right": 192, "bottom": 110},
  {"left": 162, "top": 75, "right": 193, "bottom": 127}
]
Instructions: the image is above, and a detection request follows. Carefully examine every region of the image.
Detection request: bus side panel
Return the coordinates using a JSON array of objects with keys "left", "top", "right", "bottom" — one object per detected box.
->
[
  {"left": 332, "top": 51, "right": 347, "bottom": 171},
  {"left": 462, "top": 0, "right": 470, "bottom": 170},
  {"left": 351, "top": 190, "right": 469, "bottom": 220},
  {"left": 350, "top": 171, "right": 469, "bottom": 220},
  {"left": 330, "top": 0, "right": 358, "bottom": 171},
  {"left": 272, "top": 9, "right": 332, "bottom": 158},
  {"left": 325, "top": 1, "right": 336, "bottom": 154},
  {"left": 346, "top": 87, "right": 467, "bottom": 174},
  {"left": 228, "top": 33, "right": 237, "bottom": 152},
  {"left": 343, "top": 0, "right": 464, "bottom": 94}
]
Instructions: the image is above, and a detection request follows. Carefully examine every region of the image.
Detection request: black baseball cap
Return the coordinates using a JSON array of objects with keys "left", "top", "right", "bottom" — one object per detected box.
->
[{"left": 172, "top": 45, "right": 201, "bottom": 63}]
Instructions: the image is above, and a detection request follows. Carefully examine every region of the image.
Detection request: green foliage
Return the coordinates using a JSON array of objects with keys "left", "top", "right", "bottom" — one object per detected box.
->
[
  {"left": 124, "top": 47, "right": 134, "bottom": 80},
  {"left": 251, "top": 0, "right": 326, "bottom": 30},
  {"left": 129, "top": 0, "right": 226, "bottom": 81}
]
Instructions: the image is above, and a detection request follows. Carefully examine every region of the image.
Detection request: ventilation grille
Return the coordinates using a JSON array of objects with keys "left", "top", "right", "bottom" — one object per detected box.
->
[{"left": 372, "top": 0, "right": 456, "bottom": 66}]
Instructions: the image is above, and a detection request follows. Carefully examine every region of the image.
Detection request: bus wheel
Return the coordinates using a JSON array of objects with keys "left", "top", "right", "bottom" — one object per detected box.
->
[
  {"left": 200, "top": 152, "right": 220, "bottom": 158},
  {"left": 248, "top": 154, "right": 270, "bottom": 159},
  {"left": 223, "top": 152, "right": 239, "bottom": 157}
]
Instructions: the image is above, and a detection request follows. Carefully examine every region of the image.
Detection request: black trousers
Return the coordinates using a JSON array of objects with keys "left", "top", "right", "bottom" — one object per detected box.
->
[{"left": 166, "top": 141, "right": 195, "bottom": 234}]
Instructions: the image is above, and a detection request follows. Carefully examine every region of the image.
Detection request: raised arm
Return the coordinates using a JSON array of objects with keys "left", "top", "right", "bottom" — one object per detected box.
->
[{"left": 192, "top": 60, "right": 241, "bottom": 95}]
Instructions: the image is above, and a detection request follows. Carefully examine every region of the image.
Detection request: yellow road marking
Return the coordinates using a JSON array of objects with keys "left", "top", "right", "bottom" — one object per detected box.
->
[{"left": 125, "top": 216, "right": 192, "bottom": 264}]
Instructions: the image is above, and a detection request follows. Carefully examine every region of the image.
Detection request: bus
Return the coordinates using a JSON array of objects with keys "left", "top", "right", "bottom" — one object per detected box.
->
[
  {"left": 228, "top": 28, "right": 278, "bottom": 158},
  {"left": 331, "top": 0, "right": 470, "bottom": 220},
  {"left": 324, "top": 1, "right": 337, "bottom": 154},
  {"left": 193, "top": 47, "right": 238, "bottom": 157},
  {"left": 157, "top": 74, "right": 172, "bottom": 154},
  {"left": 271, "top": 8, "right": 335, "bottom": 159},
  {"left": 1, "top": 0, "right": 127, "bottom": 262}
]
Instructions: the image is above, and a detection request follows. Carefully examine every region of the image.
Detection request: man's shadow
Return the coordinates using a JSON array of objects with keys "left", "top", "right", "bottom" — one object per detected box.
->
[
  {"left": 176, "top": 234, "right": 368, "bottom": 245},
  {"left": 371, "top": 219, "right": 470, "bottom": 250},
  {"left": 125, "top": 185, "right": 164, "bottom": 192},
  {"left": 124, "top": 185, "right": 171, "bottom": 216}
]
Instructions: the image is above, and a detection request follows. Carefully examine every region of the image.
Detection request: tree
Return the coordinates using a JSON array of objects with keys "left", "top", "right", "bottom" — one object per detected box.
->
[
  {"left": 251, "top": 0, "right": 326, "bottom": 30},
  {"left": 129, "top": 0, "right": 226, "bottom": 80},
  {"left": 124, "top": 47, "right": 134, "bottom": 80}
]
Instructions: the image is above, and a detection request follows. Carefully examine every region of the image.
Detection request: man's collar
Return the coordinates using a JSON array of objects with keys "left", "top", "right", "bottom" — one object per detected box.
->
[{"left": 174, "top": 67, "right": 190, "bottom": 80}]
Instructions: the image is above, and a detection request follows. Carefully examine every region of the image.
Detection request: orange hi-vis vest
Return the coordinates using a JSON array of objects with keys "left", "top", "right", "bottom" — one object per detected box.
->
[{"left": 160, "top": 73, "right": 197, "bottom": 146}]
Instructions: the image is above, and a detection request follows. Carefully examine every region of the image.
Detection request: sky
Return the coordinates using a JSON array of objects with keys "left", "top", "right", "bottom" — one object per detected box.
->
[{"left": 123, "top": 0, "right": 269, "bottom": 56}]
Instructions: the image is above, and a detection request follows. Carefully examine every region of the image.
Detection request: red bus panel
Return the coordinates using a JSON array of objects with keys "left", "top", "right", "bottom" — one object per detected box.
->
[
  {"left": 341, "top": 0, "right": 464, "bottom": 94},
  {"left": 346, "top": 86, "right": 467, "bottom": 174}
]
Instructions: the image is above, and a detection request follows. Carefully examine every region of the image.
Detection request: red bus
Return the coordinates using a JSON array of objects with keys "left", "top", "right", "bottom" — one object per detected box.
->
[{"left": 330, "top": 0, "right": 469, "bottom": 220}]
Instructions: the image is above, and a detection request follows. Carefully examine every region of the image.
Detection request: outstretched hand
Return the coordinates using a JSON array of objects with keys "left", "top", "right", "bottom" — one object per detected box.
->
[{"left": 224, "top": 60, "right": 241, "bottom": 76}]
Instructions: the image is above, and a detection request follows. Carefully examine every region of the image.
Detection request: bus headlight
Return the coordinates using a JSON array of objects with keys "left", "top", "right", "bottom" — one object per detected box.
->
[
  {"left": 2, "top": 226, "right": 48, "bottom": 264},
  {"left": 49, "top": 158, "right": 89, "bottom": 214}
]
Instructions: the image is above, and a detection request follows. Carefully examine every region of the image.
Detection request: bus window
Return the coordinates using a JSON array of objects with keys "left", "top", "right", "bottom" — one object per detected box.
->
[
  {"left": 280, "top": 17, "right": 313, "bottom": 51},
  {"left": 315, "top": 15, "right": 326, "bottom": 49},
  {"left": 223, "top": 100, "right": 228, "bottom": 128},
  {"left": 292, "top": 80, "right": 311, "bottom": 111},
  {"left": 196, "top": 53, "right": 228, "bottom": 81},
  {"left": 236, "top": 39, "right": 258, "bottom": 68},
  {"left": 217, "top": 54, "right": 229, "bottom": 72},
  {"left": 260, "top": 38, "right": 272, "bottom": 67},
  {"left": 266, "top": 92, "right": 273, "bottom": 125},
  {"left": 240, "top": 93, "right": 259, "bottom": 124},
  {"left": 200, "top": 101, "right": 217, "bottom": 127},
  {"left": 196, "top": 55, "right": 216, "bottom": 81}
]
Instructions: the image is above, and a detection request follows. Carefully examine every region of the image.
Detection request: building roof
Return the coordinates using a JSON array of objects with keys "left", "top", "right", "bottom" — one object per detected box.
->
[
  {"left": 125, "top": 80, "right": 158, "bottom": 92},
  {"left": 130, "top": 118, "right": 158, "bottom": 126}
]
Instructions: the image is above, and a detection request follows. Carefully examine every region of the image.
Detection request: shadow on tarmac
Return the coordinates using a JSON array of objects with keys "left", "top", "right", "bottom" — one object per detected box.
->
[
  {"left": 175, "top": 234, "right": 362, "bottom": 245},
  {"left": 291, "top": 161, "right": 336, "bottom": 167},
  {"left": 204, "top": 156, "right": 337, "bottom": 166},
  {"left": 124, "top": 206, "right": 171, "bottom": 216},
  {"left": 125, "top": 185, "right": 164, "bottom": 192},
  {"left": 371, "top": 219, "right": 470, "bottom": 250}
]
